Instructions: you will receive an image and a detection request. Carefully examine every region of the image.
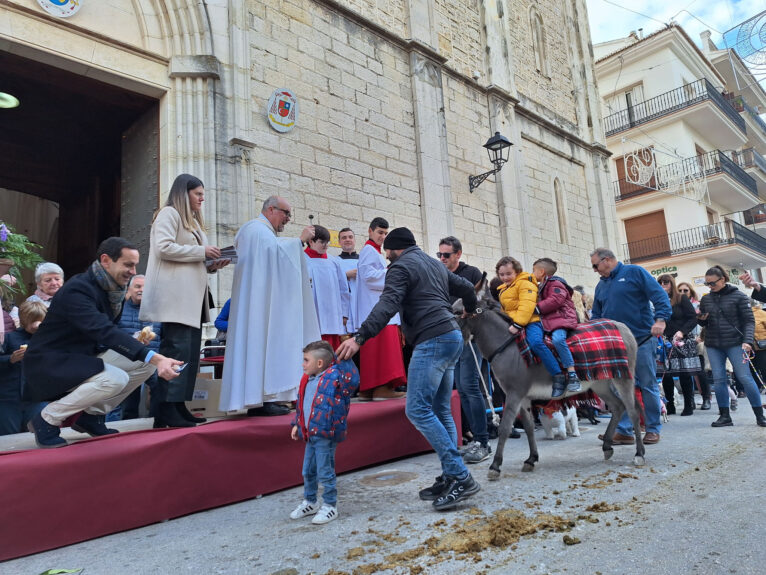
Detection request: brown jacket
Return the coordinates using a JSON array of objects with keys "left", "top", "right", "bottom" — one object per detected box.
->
[
  {"left": 140, "top": 206, "right": 210, "bottom": 328},
  {"left": 753, "top": 307, "right": 766, "bottom": 345}
]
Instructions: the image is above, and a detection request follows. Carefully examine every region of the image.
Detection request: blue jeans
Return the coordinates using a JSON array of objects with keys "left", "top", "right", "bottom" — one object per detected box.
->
[
  {"left": 617, "top": 337, "right": 662, "bottom": 435},
  {"left": 526, "top": 322, "right": 563, "bottom": 376},
  {"left": 405, "top": 329, "right": 467, "bottom": 480},
  {"left": 302, "top": 436, "right": 338, "bottom": 506},
  {"left": 707, "top": 346, "right": 763, "bottom": 409},
  {"left": 0, "top": 400, "right": 46, "bottom": 436},
  {"left": 453, "top": 342, "right": 489, "bottom": 446}
]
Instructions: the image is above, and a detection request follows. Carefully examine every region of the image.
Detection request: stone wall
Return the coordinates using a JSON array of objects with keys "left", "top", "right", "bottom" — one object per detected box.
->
[{"left": 241, "top": 0, "right": 420, "bottom": 244}]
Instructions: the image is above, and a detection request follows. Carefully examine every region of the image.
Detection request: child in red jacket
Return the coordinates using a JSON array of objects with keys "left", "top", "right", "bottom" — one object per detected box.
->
[
  {"left": 531, "top": 258, "right": 581, "bottom": 398},
  {"left": 290, "top": 340, "right": 359, "bottom": 525}
]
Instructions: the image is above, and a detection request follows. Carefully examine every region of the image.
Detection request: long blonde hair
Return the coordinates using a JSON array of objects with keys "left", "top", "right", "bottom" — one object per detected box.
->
[{"left": 157, "top": 173, "right": 205, "bottom": 232}]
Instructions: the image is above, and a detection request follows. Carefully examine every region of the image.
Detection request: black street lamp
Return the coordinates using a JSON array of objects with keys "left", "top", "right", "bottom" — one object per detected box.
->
[{"left": 468, "top": 131, "right": 513, "bottom": 193}]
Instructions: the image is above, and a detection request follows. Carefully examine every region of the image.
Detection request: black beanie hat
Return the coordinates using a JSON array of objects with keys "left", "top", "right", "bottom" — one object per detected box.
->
[{"left": 383, "top": 227, "right": 416, "bottom": 250}]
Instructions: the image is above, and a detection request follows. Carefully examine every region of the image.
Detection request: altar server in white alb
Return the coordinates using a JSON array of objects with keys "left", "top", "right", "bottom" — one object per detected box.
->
[
  {"left": 304, "top": 225, "right": 350, "bottom": 349},
  {"left": 219, "top": 196, "right": 320, "bottom": 417},
  {"left": 333, "top": 227, "right": 359, "bottom": 334},
  {"left": 355, "top": 217, "right": 407, "bottom": 400}
]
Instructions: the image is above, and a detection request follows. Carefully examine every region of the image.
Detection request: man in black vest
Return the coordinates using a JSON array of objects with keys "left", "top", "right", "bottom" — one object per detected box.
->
[{"left": 24, "top": 237, "right": 183, "bottom": 448}]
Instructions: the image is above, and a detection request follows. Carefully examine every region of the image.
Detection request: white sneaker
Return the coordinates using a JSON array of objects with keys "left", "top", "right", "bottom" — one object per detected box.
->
[
  {"left": 311, "top": 504, "right": 338, "bottom": 525},
  {"left": 289, "top": 500, "right": 319, "bottom": 520},
  {"left": 459, "top": 441, "right": 478, "bottom": 455}
]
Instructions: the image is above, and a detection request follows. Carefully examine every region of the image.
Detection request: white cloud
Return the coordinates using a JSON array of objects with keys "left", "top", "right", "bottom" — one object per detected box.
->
[{"left": 586, "top": 0, "right": 765, "bottom": 51}]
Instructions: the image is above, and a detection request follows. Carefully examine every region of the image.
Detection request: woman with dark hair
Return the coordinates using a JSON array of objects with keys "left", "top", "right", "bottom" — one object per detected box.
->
[
  {"left": 698, "top": 265, "right": 766, "bottom": 427},
  {"left": 657, "top": 274, "right": 698, "bottom": 415},
  {"left": 141, "top": 174, "right": 229, "bottom": 428},
  {"left": 677, "top": 280, "right": 712, "bottom": 409}
]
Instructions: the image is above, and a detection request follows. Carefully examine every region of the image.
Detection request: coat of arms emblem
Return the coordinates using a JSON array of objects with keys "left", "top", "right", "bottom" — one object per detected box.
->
[{"left": 267, "top": 89, "right": 298, "bottom": 133}]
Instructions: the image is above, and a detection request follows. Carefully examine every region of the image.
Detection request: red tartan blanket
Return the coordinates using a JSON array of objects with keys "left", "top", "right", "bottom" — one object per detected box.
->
[{"left": 517, "top": 319, "right": 632, "bottom": 381}]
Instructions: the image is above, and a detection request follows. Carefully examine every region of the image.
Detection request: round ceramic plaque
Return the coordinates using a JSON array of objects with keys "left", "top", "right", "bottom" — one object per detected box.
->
[
  {"left": 267, "top": 89, "right": 299, "bottom": 133},
  {"left": 37, "top": 0, "right": 82, "bottom": 18}
]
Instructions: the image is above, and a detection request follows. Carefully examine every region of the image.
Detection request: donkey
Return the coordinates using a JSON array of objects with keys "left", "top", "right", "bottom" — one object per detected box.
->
[{"left": 455, "top": 281, "right": 645, "bottom": 480}]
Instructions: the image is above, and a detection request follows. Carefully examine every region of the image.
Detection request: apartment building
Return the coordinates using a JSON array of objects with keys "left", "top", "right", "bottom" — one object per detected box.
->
[{"left": 594, "top": 24, "right": 766, "bottom": 292}]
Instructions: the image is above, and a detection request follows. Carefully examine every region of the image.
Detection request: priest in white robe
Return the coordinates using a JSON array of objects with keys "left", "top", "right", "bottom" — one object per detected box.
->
[
  {"left": 219, "top": 196, "right": 319, "bottom": 415},
  {"left": 304, "top": 225, "right": 350, "bottom": 349}
]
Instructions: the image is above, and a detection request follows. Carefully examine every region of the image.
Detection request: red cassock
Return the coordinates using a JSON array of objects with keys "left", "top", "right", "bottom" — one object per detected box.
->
[{"left": 359, "top": 325, "right": 407, "bottom": 391}]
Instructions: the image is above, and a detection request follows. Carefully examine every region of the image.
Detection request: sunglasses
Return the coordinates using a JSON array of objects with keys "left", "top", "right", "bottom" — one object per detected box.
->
[
  {"left": 705, "top": 278, "right": 723, "bottom": 287},
  {"left": 436, "top": 252, "right": 455, "bottom": 259},
  {"left": 678, "top": 289, "right": 690, "bottom": 293},
  {"left": 659, "top": 279, "right": 671, "bottom": 285},
  {"left": 592, "top": 257, "right": 606, "bottom": 270}
]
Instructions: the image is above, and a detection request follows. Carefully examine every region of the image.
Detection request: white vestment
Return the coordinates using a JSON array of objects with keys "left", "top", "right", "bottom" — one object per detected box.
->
[
  {"left": 333, "top": 255, "right": 358, "bottom": 333},
  {"left": 219, "top": 216, "right": 320, "bottom": 411},
  {"left": 356, "top": 243, "right": 400, "bottom": 327},
  {"left": 305, "top": 255, "right": 350, "bottom": 335}
]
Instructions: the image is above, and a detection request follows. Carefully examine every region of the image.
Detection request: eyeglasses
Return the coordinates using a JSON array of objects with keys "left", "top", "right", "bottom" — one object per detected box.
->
[
  {"left": 436, "top": 252, "right": 455, "bottom": 259},
  {"left": 273, "top": 207, "right": 291, "bottom": 218},
  {"left": 705, "top": 278, "right": 723, "bottom": 287},
  {"left": 592, "top": 257, "right": 607, "bottom": 271}
]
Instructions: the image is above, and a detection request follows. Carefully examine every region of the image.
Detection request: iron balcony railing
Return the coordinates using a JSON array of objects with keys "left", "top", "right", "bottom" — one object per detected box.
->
[
  {"left": 614, "top": 149, "right": 758, "bottom": 201},
  {"left": 736, "top": 147, "right": 766, "bottom": 175},
  {"left": 604, "top": 78, "right": 746, "bottom": 137},
  {"left": 624, "top": 220, "right": 766, "bottom": 263},
  {"left": 743, "top": 203, "right": 766, "bottom": 226},
  {"left": 744, "top": 102, "right": 766, "bottom": 138}
]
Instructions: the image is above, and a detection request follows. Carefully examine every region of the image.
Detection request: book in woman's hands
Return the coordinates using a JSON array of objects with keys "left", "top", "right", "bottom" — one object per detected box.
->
[{"left": 205, "top": 245, "right": 238, "bottom": 266}]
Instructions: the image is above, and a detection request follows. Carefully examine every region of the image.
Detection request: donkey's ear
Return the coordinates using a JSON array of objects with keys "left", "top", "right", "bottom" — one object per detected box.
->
[{"left": 475, "top": 271, "right": 487, "bottom": 293}]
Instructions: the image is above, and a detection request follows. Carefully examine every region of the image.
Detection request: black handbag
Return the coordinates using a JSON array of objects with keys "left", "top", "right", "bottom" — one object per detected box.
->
[
  {"left": 756, "top": 339, "right": 766, "bottom": 350},
  {"left": 665, "top": 339, "right": 701, "bottom": 374}
]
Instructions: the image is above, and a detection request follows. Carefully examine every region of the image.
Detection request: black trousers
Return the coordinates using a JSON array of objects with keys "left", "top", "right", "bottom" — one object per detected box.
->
[
  {"left": 662, "top": 372, "right": 695, "bottom": 409},
  {"left": 158, "top": 322, "right": 202, "bottom": 402}
]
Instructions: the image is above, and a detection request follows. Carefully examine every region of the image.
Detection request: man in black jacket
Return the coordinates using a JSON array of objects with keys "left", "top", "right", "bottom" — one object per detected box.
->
[
  {"left": 337, "top": 228, "right": 480, "bottom": 511},
  {"left": 437, "top": 236, "right": 490, "bottom": 464},
  {"left": 24, "top": 237, "right": 183, "bottom": 448}
]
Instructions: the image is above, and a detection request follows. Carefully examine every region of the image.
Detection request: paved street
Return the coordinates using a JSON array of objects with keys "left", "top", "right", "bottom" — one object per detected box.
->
[{"left": 4, "top": 402, "right": 766, "bottom": 575}]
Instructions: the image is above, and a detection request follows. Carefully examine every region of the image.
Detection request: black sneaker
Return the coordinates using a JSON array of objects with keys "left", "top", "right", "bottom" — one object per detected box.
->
[
  {"left": 72, "top": 412, "right": 119, "bottom": 437},
  {"left": 27, "top": 412, "right": 67, "bottom": 448},
  {"left": 551, "top": 374, "right": 567, "bottom": 398},
  {"left": 566, "top": 371, "right": 582, "bottom": 393},
  {"left": 418, "top": 474, "right": 449, "bottom": 501},
  {"left": 432, "top": 474, "right": 481, "bottom": 511}
]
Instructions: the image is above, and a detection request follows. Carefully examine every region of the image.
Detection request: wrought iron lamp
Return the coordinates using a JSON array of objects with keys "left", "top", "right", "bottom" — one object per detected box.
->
[{"left": 468, "top": 131, "right": 512, "bottom": 193}]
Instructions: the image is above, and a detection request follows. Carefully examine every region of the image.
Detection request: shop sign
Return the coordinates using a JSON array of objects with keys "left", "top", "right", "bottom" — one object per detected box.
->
[
  {"left": 650, "top": 265, "right": 677, "bottom": 276},
  {"left": 37, "top": 0, "right": 82, "bottom": 17},
  {"left": 267, "top": 89, "right": 298, "bottom": 133}
]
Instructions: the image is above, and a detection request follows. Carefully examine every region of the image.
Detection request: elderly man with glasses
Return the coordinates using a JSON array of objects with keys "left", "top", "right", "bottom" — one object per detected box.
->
[
  {"left": 590, "top": 247, "right": 671, "bottom": 445},
  {"left": 219, "top": 195, "right": 321, "bottom": 417}
]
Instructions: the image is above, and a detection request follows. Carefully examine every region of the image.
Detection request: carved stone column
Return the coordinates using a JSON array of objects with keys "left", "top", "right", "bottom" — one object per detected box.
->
[{"left": 408, "top": 45, "right": 454, "bottom": 254}]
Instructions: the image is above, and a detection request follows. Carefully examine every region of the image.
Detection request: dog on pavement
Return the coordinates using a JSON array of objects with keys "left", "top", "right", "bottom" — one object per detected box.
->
[{"left": 539, "top": 405, "right": 580, "bottom": 440}]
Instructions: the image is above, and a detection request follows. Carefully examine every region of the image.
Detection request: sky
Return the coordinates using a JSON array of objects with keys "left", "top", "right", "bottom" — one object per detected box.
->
[{"left": 585, "top": 0, "right": 766, "bottom": 56}]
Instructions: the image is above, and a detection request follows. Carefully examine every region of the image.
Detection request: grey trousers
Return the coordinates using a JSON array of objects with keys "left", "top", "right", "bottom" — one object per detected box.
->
[{"left": 41, "top": 350, "right": 156, "bottom": 426}]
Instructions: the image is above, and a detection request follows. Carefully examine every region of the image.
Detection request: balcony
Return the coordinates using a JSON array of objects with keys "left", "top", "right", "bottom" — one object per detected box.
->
[
  {"left": 732, "top": 97, "right": 766, "bottom": 147},
  {"left": 735, "top": 147, "right": 766, "bottom": 195},
  {"left": 624, "top": 220, "right": 766, "bottom": 269},
  {"left": 604, "top": 79, "right": 747, "bottom": 149},
  {"left": 613, "top": 150, "right": 759, "bottom": 211}
]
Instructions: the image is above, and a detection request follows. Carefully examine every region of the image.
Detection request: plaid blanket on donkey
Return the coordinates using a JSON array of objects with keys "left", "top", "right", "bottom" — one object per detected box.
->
[{"left": 517, "top": 319, "right": 632, "bottom": 381}]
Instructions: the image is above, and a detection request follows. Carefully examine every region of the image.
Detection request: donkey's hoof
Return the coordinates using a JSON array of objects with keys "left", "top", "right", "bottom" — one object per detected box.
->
[
  {"left": 521, "top": 463, "right": 535, "bottom": 472},
  {"left": 603, "top": 448, "right": 614, "bottom": 461},
  {"left": 633, "top": 455, "right": 645, "bottom": 467},
  {"left": 487, "top": 468, "right": 501, "bottom": 481}
]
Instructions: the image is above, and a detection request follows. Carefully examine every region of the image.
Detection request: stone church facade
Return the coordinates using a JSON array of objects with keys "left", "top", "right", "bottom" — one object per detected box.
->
[{"left": 1, "top": 0, "right": 618, "bottom": 300}]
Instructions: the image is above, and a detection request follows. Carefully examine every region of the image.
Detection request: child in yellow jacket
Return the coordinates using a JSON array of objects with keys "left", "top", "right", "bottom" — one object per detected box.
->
[{"left": 496, "top": 256, "right": 574, "bottom": 397}]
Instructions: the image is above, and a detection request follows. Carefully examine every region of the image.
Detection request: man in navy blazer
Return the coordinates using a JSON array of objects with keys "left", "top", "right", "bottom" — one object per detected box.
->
[{"left": 23, "top": 237, "right": 183, "bottom": 448}]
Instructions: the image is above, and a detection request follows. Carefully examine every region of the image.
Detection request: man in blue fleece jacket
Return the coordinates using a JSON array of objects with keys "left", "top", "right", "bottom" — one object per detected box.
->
[{"left": 590, "top": 247, "right": 671, "bottom": 445}]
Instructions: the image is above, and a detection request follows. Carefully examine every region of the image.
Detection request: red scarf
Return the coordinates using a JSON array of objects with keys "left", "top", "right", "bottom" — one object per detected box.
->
[
  {"left": 304, "top": 247, "right": 327, "bottom": 259},
  {"left": 365, "top": 239, "right": 381, "bottom": 253}
]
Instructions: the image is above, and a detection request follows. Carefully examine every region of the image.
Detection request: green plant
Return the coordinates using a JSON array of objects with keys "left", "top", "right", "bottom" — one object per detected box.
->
[{"left": 0, "top": 222, "right": 44, "bottom": 296}]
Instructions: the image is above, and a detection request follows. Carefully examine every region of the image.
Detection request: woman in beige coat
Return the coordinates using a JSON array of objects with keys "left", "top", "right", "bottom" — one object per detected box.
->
[{"left": 141, "top": 174, "right": 229, "bottom": 428}]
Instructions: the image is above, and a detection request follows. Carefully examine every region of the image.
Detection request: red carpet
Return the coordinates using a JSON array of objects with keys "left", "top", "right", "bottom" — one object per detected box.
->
[{"left": 0, "top": 393, "right": 460, "bottom": 560}]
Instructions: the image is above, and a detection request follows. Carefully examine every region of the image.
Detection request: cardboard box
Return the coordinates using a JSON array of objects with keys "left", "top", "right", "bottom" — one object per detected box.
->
[{"left": 186, "top": 378, "right": 229, "bottom": 419}]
